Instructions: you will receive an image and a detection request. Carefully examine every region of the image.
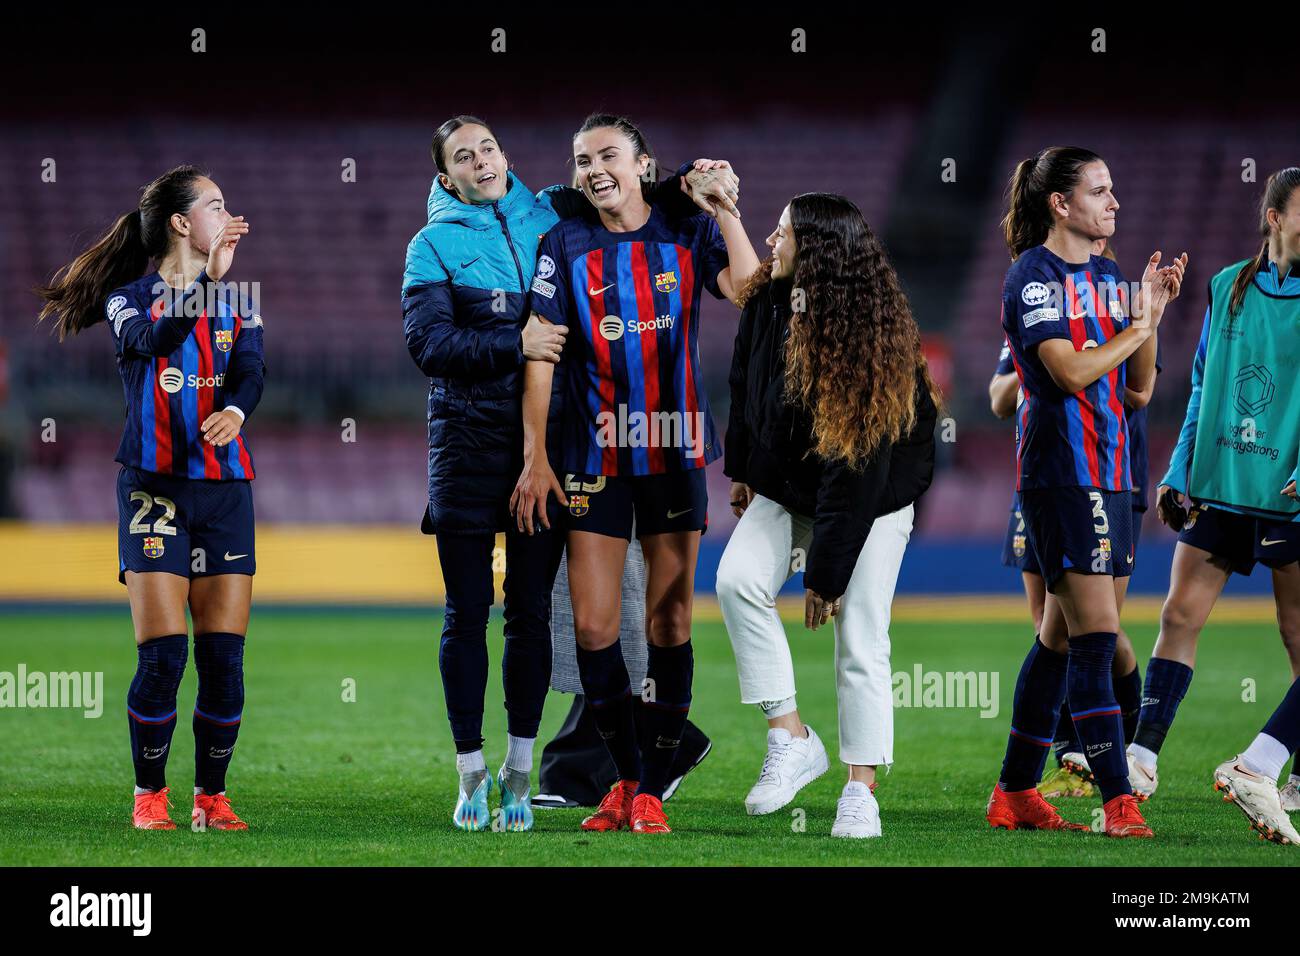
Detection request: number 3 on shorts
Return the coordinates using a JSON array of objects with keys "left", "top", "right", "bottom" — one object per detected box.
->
[{"left": 1088, "top": 491, "right": 1109, "bottom": 534}]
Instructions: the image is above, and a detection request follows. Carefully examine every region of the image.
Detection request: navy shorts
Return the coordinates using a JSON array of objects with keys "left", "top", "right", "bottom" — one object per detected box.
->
[
  {"left": 1178, "top": 504, "right": 1300, "bottom": 576},
  {"left": 1020, "top": 486, "right": 1133, "bottom": 592},
  {"left": 117, "top": 465, "right": 255, "bottom": 582},
  {"left": 563, "top": 470, "right": 707, "bottom": 540},
  {"left": 1000, "top": 505, "right": 1042, "bottom": 576}
]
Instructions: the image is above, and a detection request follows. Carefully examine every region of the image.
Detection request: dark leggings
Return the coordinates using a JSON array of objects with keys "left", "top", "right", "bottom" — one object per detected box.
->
[{"left": 436, "top": 522, "right": 565, "bottom": 752}]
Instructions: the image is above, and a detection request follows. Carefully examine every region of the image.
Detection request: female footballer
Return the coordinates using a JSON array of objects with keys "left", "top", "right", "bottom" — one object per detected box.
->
[
  {"left": 1131, "top": 167, "right": 1300, "bottom": 844},
  {"left": 986, "top": 146, "right": 1184, "bottom": 839},
  {"left": 512, "top": 113, "right": 760, "bottom": 834},
  {"left": 716, "top": 194, "right": 939, "bottom": 837},
  {"left": 403, "top": 115, "right": 739, "bottom": 832},
  {"left": 994, "top": 239, "right": 1154, "bottom": 801},
  {"left": 36, "top": 165, "right": 263, "bottom": 831}
]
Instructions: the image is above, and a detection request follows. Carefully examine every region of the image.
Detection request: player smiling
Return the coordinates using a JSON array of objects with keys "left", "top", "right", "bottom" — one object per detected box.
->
[
  {"left": 403, "top": 115, "right": 740, "bottom": 832},
  {"left": 512, "top": 113, "right": 760, "bottom": 834},
  {"left": 37, "top": 165, "right": 264, "bottom": 832},
  {"left": 986, "top": 147, "right": 1184, "bottom": 838}
]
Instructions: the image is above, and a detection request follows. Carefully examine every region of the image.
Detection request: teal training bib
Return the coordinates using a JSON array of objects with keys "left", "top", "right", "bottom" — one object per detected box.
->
[{"left": 1188, "top": 261, "right": 1300, "bottom": 518}]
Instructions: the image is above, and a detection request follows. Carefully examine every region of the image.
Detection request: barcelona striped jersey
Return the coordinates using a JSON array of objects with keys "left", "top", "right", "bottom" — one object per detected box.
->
[
  {"left": 1001, "top": 245, "right": 1131, "bottom": 492},
  {"left": 106, "top": 270, "right": 263, "bottom": 480},
  {"left": 528, "top": 206, "right": 729, "bottom": 476}
]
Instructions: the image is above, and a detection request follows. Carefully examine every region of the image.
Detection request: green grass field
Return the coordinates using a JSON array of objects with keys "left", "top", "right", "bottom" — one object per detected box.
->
[{"left": 1, "top": 608, "right": 1297, "bottom": 866}]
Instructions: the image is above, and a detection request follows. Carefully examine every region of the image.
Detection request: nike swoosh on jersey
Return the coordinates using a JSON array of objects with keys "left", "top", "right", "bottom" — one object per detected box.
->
[
  {"left": 589, "top": 283, "right": 615, "bottom": 296},
  {"left": 1261, "top": 538, "right": 1286, "bottom": 546},
  {"left": 460, "top": 256, "right": 481, "bottom": 269},
  {"left": 666, "top": 508, "right": 692, "bottom": 519},
  {"left": 224, "top": 552, "right": 249, "bottom": 561}
]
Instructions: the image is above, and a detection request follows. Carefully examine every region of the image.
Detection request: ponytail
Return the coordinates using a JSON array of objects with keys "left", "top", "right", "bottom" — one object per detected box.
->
[
  {"left": 1226, "top": 242, "right": 1270, "bottom": 319},
  {"left": 1228, "top": 166, "right": 1300, "bottom": 317},
  {"left": 36, "top": 209, "right": 148, "bottom": 340},
  {"left": 35, "top": 164, "right": 207, "bottom": 340},
  {"left": 1001, "top": 146, "right": 1104, "bottom": 261}
]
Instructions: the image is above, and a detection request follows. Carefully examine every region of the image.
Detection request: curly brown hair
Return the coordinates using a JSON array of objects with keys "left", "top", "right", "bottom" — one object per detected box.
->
[{"left": 741, "top": 193, "right": 940, "bottom": 468}]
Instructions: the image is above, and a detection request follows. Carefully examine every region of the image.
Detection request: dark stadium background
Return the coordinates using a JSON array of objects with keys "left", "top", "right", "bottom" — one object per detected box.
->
[{"left": 0, "top": 15, "right": 1288, "bottom": 598}]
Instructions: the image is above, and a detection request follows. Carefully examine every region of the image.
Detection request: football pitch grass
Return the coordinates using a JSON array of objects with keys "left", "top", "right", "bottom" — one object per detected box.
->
[{"left": 2, "top": 608, "right": 1298, "bottom": 867}]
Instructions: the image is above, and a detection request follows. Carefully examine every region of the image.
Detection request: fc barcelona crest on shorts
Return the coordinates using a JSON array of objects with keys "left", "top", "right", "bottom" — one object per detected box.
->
[
  {"left": 1012, "top": 533, "right": 1026, "bottom": 558},
  {"left": 214, "top": 328, "right": 234, "bottom": 352},
  {"left": 569, "top": 494, "right": 589, "bottom": 517},
  {"left": 143, "top": 536, "right": 165, "bottom": 558},
  {"left": 655, "top": 270, "right": 678, "bottom": 294}
]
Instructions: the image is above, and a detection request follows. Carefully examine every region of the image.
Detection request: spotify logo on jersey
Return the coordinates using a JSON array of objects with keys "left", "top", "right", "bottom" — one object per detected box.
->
[
  {"left": 599, "top": 315, "right": 624, "bottom": 341},
  {"left": 158, "top": 367, "right": 185, "bottom": 394}
]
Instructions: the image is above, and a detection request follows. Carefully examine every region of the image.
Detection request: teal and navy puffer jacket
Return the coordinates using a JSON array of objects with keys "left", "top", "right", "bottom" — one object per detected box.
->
[{"left": 402, "top": 172, "right": 569, "bottom": 535}]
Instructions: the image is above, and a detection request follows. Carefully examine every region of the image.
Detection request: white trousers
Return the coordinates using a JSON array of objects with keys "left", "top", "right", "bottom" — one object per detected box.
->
[{"left": 717, "top": 494, "right": 913, "bottom": 767}]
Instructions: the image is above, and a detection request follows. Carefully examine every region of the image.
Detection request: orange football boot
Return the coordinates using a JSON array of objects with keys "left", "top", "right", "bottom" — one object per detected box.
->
[
  {"left": 630, "top": 793, "right": 671, "bottom": 834},
  {"left": 133, "top": 787, "right": 176, "bottom": 830},
  {"left": 986, "top": 783, "right": 1088, "bottom": 831},
  {"left": 193, "top": 792, "right": 249, "bottom": 831},
  {"left": 582, "top": 780, "right": 637, "bottom": 832},
  {"left": 1102, "top": 793, "right": 1153, "bottom": 838}
]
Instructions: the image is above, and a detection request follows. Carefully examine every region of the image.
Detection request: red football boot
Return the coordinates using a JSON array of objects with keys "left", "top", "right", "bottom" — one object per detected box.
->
[
  {"left": 1102, "top": 793, "right": 1154, "bottom": 838},
  {"left": 581, "top": 780, "right": 637, "bottom": 832},
  {"left": 630, "top": 793, "right": 671, "bottom": 834},
  {"left": 986, "top": 783, "right": 1088, "bottom": 831},
  {"left": 133, "top": 787, "right": 176, "bottom": 830}
]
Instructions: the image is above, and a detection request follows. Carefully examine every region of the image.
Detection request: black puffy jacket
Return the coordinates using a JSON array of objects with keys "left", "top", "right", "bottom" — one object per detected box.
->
[{"left": 725, "top": 278, "right": 937, "bottom": 598}]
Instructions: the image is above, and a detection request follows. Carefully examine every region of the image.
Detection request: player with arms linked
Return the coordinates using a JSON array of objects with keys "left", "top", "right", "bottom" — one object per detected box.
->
[
  {"left": 403, "top": 115, "right": 738, "bottom": 831},
  {"left": 512, "top": 113, "right": 759, "bottom": 834},
  {"left": 986, "top": 147, "right": 1184, "bottom": 838},
  {"left": 37, "top": 165, "right": 263, "bottom": 831}
]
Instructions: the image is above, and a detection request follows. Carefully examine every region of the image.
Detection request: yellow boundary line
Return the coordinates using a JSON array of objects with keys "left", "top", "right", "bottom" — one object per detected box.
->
[{"left": 0, "top": 522, "right": 1283, "bottom": 624}]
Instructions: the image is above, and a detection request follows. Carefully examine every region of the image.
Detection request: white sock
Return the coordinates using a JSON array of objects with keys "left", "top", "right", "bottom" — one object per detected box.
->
[
  {"left": 504, "top": 734, "right": 535, "bottom": 774},
  {"left": 134, "top": 786, "right": 156, "bottom": 796},
  {"left": 456, "top": 749, "right": 486, "bottom": 776},
  {"left": 1240, "top": 734, "right": 1289, "bottom": 782},
  {"left": 1127, "top": 742, "right": 1158, "bottom": 770},
  {"left": 193, "top": 787, "right": 224, "bottom": 796}
]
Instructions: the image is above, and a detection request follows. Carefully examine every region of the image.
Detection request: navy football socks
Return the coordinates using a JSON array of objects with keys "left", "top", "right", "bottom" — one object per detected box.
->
[
  {"left": 1066, "top": 632, "right": 1131, "bottom": 803},
  {"left": 1000, "top": 637, "right": 1068, "bottom": 792},
  {"left": 637, "top": 641, "right": 694, "bottom": 801},
  {"left": 192, "top": 632, "right": 245, "bottom": 795},
  {"left": 576, "top": 641, "right": 642, "bottom": 784},
  {"left": 1133, "top": 657, "right": 1194, "bottom": 756},
  {"left": 1115, "top": 665, "right": 1143, "bottom": 745},
  {"left": 1261, "top": 675, "right": 1300, "bottom": 756},
  {"left": 127, "top": 634, "right": 188, "bottom": 792},
  {"left": 1053, "top": 702, "right": 1083, "bottom": 765}
]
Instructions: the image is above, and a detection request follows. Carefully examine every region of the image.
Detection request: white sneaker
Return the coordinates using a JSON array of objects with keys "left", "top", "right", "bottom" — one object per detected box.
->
[
  {"left": 831, "top": 781, "right": 881, "bottom": 838},
  {"left": 1060, "top": 751, "right": 1092, "bottom": 780},
  {"left": 1127, "top": 748, "right": 1159, "bottom": 802},
  {"left": 744, "top": 724, "right": 829, "bottom": 816},
  {"left": 1280, "top": 778, "right": 1300, "bottom": 813},
  {"left": 1213, "top": 755, "right": 1300, "bottom": 846}
]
